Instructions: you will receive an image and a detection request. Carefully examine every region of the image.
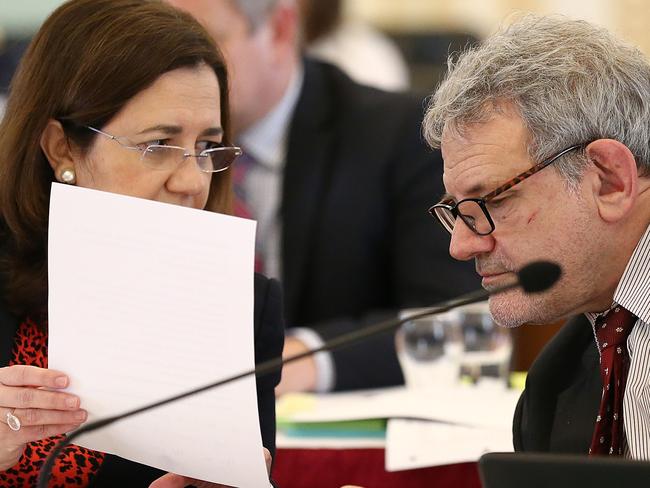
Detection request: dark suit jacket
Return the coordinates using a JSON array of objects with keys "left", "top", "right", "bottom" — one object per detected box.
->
[
  {"left": 513, "top": 315, "right": 601, "bottom": 453},
  {"left": 281, "top": 59, "right": 478, "bottom": 391},
  {"left": 0, "top": 273, "right": 284, "bottom": 486}
]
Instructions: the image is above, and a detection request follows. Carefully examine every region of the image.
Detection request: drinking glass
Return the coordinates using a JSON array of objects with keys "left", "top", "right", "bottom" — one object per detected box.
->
[{"left": 396, "top": 303, "right": 512, "bottom": 388}]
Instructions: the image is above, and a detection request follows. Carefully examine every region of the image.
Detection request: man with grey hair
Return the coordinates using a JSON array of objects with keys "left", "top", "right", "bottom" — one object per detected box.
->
[
  {"left": 168, "top": 0, "right": 477, "bottom": 394},
  {"left": 425, "top": 14, "right": 650, "bottom": 457}
]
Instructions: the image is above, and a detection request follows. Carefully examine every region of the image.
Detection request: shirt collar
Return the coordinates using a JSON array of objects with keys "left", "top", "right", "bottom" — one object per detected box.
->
[
  {"left": 613, "top": 223, "right": 650, "bottom": 324},
  {"left": 237, "top": 64, "right": 304, "bottom": 170}
]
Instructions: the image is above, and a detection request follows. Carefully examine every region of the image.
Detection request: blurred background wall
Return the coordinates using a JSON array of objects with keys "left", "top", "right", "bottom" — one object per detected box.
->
[
  {"left": 344, "top": 0, "right": 650, "bottom": 94},
  {"left": 2, "top": 0, "right": 646, "bottom": 41},
  {"left": 2, "top": 0, "right": 649, "bottom": 94},
  {"left": 348, "top": 0, "right": 647, "bottom": 51},
  {"left": 0, "top": 1, "right": 65, "bottom": 35}
]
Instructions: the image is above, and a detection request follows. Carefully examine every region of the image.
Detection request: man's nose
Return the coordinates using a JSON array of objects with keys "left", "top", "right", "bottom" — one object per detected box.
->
[{"left": 449, "top": 219, "right": 495, "bottom": 261}]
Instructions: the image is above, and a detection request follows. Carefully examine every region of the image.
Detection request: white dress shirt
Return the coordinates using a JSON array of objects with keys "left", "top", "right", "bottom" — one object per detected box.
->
[
  {"left": 238, "top": 66, "right": 303, "bottom": 281},
  {"left": 585, "top": 223, "right": 650, "bottom": 459}
]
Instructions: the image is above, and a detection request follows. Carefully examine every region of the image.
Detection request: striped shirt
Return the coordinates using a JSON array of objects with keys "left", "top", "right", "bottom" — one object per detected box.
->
[{"left": 585, "top": 223, "right": 650, "bottom": 459}]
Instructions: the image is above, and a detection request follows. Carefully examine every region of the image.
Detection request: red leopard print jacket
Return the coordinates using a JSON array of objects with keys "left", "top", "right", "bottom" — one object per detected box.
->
[{"left": 0, "top": 317, "right": 104, "bottom": 487}]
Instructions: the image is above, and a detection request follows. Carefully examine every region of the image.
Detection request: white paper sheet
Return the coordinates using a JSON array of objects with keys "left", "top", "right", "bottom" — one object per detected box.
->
[
  {"left": 278, "top": 383, "right": 521, "bottom": 429},
  {"left": 385, "top": 419, "right": 513, "bottom": 471},
  {"left": 47, "top": 183, "right": 269, "bottom": 488}
]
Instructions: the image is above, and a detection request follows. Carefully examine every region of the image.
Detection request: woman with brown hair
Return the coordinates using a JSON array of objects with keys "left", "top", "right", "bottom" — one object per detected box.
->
[{"left": 0, "top": 0, "right": 283, "bottom": 485}]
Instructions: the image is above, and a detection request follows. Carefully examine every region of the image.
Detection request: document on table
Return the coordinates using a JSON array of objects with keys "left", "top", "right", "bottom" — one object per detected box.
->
[
  {"left": 278, "top": 383, "right": 521, "bottom": 429},
  {"left": 278, "top": 381, "right": 519, "bottom": 469},
  {"left": 47, "top": 183, "right": 269, "bottom": 488},
  {"left": 385, "top": 419, "right": 513, "bottom": 471}
]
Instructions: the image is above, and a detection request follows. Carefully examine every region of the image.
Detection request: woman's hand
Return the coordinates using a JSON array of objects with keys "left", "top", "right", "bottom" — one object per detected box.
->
[
  {"left": 149, "top": 448, "right": 273, "bottom": 488},
  {"left": 148, "top": 474, "right": 229, "bottom": 488},
  {"left": 0, "top": 365, "right": 87, "bottom": 470}
]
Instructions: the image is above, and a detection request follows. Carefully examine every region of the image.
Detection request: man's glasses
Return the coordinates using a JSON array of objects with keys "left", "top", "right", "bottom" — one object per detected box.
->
[
  {"left": 86, "top": 126, "right": 242, "bottom": 173},
  {"left": 429, "top": 143, "right": 586, "bottom": 236}
]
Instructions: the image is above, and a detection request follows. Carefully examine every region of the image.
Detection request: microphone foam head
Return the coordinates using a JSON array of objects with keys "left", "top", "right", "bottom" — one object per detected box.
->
[{"left": 517, "top": 261, "right": 562, "bottom": 293}]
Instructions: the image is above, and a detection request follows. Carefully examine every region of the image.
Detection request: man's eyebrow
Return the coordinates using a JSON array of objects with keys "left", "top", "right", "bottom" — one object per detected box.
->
[
  {"left": 439, "top": 182, "right": 486, "bottom": 202},
  {"left": 465, "top": 183, "right": 486, "bottom": 195},
  {"left": 136, "top": 125, "right": 224, "bottom": 137}
]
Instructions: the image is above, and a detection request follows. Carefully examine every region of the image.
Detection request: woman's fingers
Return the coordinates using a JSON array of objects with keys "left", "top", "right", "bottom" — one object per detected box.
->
[
  {"left": 263, "top": 448, "right": 271, "bottom": 474},
  {"left": 148, "top": 473, "right": 181, "bottom": 488},
  {"left": 7, "top": 407, "right": 87, "bottom": 427},
  {"left": 0, "top": 366, "right": 82, "bottom": 469},
  {"left": 0, "top": 365, "right": 69, "bottom": 389},
  {"left": 0, "top": 385, "right": 79, "bottom": 411},
  {"left": 149, "top": 473, "right": 229, "bottom": 488}
]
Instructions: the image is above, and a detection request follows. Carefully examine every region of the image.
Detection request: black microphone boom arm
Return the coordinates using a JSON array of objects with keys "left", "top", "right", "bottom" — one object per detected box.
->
[{"left": 37, "top": 261, "right": 560, "bottom": 486}]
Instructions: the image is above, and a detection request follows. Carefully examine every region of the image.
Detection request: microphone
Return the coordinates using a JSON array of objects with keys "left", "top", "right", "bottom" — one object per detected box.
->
[
  {"left": 517, "top": 261, "right": 561, "bottom": 293},
  {"left": 37, "top": 260, "right": 561, "bottom": 486}
]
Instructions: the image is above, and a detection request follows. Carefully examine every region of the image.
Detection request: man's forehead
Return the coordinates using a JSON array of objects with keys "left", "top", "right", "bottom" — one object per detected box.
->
[
  {"left": 441, "top": 158, "right": 505, "bottom": 200},
  {"left": 440, "top": 115, "right": 531, "bottom": 198}
]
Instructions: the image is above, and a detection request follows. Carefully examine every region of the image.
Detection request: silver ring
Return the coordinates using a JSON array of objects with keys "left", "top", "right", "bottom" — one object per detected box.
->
[{"left": 6, "top": 410, "right": 21, "bottom": 431}]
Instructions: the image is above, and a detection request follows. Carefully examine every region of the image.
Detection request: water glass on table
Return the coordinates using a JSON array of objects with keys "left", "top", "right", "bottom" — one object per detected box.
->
[{"left": 396, "top": 303, "right": 511, "bottom": 388}]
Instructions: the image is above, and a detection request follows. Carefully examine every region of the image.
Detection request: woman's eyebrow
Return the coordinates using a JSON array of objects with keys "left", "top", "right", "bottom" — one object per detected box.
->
[
  {"left": 200, "top": 127, "right": 224, "bottom": 137},
  {"left": 135, "top": 125, "right": 223, "bottom": 137},
  {"left": 136, "top": 124, "right": 182, "bottom": 135}
]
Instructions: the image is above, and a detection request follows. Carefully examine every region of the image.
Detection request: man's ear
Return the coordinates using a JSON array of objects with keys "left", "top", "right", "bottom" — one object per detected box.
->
[
  {"left": 584, "top": 139, "right": 638, "bottom": 223},
  {"left": 267, "top": 1, "right": 299, "bottom": 62},
  {"left": 40, "top": 119, "right": 78, "bottom": 182}
]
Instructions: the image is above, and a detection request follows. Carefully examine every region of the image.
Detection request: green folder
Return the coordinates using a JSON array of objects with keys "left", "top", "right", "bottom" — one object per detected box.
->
[{"left": 277, "top": 418, "right": 387, "bottom": 438}]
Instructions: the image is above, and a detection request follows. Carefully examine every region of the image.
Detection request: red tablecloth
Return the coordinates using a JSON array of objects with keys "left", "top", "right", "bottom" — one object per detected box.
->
[{"left": 272, "top": 448, "right": 482, "bottom": 488}]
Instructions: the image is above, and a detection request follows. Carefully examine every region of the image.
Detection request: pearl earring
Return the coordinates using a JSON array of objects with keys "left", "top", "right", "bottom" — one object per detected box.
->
[{"left": 60, "top": 169, "right": 76, "bottom": 184}]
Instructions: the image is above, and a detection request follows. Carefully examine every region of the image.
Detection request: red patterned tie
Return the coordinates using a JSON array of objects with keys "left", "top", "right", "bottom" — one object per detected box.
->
[
  {"left": 232, "top": 150, "right": 265, "bottom": 273},
  {"left": 589, "top": 305, "right": 638, "bottom": 455}
]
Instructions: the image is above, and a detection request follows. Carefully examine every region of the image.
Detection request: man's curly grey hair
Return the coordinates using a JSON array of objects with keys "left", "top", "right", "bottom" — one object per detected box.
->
[{"left": 423, "top": 14, "right": 650, "bottom": 184}]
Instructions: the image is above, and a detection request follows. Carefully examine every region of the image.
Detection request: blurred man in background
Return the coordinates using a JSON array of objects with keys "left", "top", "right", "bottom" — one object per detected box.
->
[{"left": 169, "top": 0, "right": 478, "bottom": 394}]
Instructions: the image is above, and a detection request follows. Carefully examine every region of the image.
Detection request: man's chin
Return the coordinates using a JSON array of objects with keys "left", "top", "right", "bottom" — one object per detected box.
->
[{"left": 488, "top": 292, "right": 536, "bottom": 328}]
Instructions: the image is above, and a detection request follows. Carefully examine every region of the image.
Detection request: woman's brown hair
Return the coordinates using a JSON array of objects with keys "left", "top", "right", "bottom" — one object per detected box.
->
[{"left": 0, "top": 0, "right": 232, "bottom": 316}]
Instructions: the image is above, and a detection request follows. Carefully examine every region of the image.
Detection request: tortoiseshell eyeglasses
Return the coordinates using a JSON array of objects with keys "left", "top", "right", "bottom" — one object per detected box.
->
[{"left": 429, "top": 143, "right": 586, "bottom": 236}]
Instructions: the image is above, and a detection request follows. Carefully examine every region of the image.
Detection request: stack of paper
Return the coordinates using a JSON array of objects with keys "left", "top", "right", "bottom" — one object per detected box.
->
[{"left": 277, "top": 382, "right": 520, "bottom": 470}]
